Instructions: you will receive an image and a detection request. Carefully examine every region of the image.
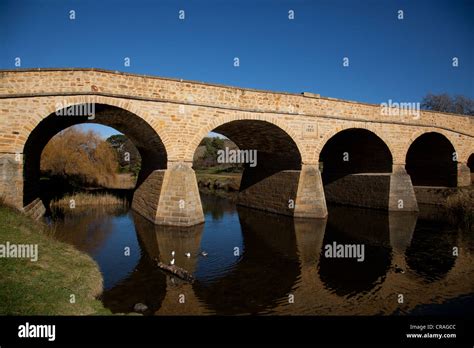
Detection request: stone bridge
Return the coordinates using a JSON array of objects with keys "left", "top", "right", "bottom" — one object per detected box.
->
[{"left": 0, "top": 68, "right": 472, "bottom": 226}]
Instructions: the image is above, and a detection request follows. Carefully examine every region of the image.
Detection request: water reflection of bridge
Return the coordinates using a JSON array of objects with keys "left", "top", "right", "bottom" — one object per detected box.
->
[{"left": 103, "top": 202, "right": 474, "bottom": 315}]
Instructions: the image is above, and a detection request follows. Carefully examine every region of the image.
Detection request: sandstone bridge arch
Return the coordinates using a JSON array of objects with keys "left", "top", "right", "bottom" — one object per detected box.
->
[
  {"left": 406, "top": 132, "right": 457, "bottom": 187},
  {"left": 188, "top": 117, "right": 327, "bottom": 219},
  {"left": 0, "top": 68, "right": 473, "bottom": 226},
  {"left": 318, "top": 128, "right": 397, "bottom": 210},
  {"left": 22, "top": 101, "right": 168, "bottom": 213}
]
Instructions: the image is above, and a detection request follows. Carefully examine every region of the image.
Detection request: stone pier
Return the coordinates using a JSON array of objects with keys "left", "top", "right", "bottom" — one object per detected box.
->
[
  {"left": 389, "top": 164, "right": 419, "bottom": 212},
  {"left": 132, "top": 162, "right": 204, "bottom": 226}
]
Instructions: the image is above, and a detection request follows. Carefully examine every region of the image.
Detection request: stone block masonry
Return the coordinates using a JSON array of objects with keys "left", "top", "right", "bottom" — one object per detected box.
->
[
  {"left": 324, "top": 174, "right": 391, "bottom": 210},
  {"left": 132, "top": 163, "right": 204, "bottom": 226},
  {"left": 0, "top": 68, "right": 472, "bottom": 226}
]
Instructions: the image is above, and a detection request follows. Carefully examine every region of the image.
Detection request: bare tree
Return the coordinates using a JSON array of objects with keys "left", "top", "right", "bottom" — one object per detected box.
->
[
  {"left": 422, "top": 93, "right": 474, "bottom": 116},
  {"left": 452, "top": 95, "right": 474, "bottom": 116}
]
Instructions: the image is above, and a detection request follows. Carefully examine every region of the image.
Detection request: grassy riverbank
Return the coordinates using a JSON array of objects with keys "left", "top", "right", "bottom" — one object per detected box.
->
[
  {"left": 195, "top": 169, "right": 241, "bottom": 191},
  {"left": 195, "top": 171, "right": 241, "bottom": 200},
  {"left": 0, "top": 203, "right": 110, "bottom": 315}
]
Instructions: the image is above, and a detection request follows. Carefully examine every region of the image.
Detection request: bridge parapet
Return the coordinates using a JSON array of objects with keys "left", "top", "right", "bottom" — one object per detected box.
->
[{"left": 1, "top": 69, "right": 472, "bottom": 138}]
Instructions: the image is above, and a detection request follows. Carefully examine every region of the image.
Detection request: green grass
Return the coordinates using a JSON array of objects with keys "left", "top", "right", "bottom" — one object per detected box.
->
[{"left": 0, "top": 205, "right": 111, "bottom": 315}]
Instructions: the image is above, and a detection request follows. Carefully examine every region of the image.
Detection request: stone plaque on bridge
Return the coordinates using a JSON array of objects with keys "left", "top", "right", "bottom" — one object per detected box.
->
[{"left": 302, "top": 122, "right": 318, "bottom": 139}]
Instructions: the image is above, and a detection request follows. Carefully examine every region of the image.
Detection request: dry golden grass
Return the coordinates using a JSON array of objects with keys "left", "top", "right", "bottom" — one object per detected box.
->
[
  {"left": 51, "top": 192, "right": 127, "bottom": 208},
  {"left": 108, "top": 173, "right": 136, "bottom": 189}
]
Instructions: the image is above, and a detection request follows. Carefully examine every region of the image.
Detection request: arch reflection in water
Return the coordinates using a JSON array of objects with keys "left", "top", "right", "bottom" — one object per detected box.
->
[
  {"left": 102, "top": 212, "right": 204, "bottom": 314},
  {"left": 193, "top": 205, "right": 318, "bottom": 315},
  {"left": 104, "top": 197, "right": 326, "bottom": 315},
  {"left": 318, "top": 205, "right": 393, "bottom": 298},
  {"left": 47, "top": 194, "right": 474, "bottom": 315},
  {"left": 405, "top": 217, "right": 458, "bottom": 283}
]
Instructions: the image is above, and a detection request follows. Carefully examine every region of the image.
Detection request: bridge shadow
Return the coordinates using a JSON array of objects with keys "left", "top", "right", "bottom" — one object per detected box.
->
[
  {"left": 203, "top": 120, "right": 303, "bottom": 217},
  {"left": 406, "top": 132, "right": 457, "bottom": 187},
  {"left": 318, "top": 205, "right": 393, "bottom": 298},
  {"left": 319, "top": 128, "right": 393, "bottom": 210}
]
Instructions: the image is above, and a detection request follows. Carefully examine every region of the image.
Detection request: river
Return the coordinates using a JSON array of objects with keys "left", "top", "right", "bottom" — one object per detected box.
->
[{"left": 46, "top": 193, "right": 474, "bottom": 315}]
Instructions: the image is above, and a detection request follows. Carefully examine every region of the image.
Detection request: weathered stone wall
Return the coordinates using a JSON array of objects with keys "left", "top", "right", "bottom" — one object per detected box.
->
[
  {"left": 237, "top": 170, "right": 300, "bottom": 216},
  {"left": 457, "top": 163, "right": 471, "bottom": 187},
  {"left": 294, "top": 164, "right": 328, "bottom": 218},
  {"left": 132, "top": 170, "right": 166, "bottom": 223},
  {"left": 132, "top": 163, "right": 204, "bottom": 226},
  {"left": 323, "top": 170, "right": 418, "bottom": 212},
  {"left": 0, "top": 154, "right": 23, "bottom": 208},
  {"left": 23, "top": 198, "right": 46, "bottom": 220},
  {"left": 154, "top": 162, "right": 204, "bottom": 226},
  {"left": 323, "top": 174, "right": 391, "bottom": 209},
  {"left": 388, "top": 165, "right": 419, "bottom": 212}
]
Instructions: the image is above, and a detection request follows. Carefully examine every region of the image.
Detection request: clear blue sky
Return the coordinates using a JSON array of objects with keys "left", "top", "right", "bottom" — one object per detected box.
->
[{"left": 1, "top": 0, "right": 472, "bottom": 138}]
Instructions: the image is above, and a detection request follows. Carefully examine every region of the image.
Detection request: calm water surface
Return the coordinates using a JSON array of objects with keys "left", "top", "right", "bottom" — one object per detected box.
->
[{"left": 47, "top": 194, "right": 474, "bottom": 315}]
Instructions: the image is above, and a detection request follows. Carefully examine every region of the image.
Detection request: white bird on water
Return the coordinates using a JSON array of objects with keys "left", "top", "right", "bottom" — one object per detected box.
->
[
  {"left": 185, "top": 252, "right": 191, "bottom": 258},
  {"left": 170, "top": 259, "right": 175, "bottom": 265}
]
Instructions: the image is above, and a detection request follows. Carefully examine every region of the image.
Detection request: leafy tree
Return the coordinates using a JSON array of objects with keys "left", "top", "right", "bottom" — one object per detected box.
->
[
  {"left": 193, "top": 136, "right": 241, "bottom": 171},
  {"left": 106, "top": 134, "right": 141, "bottom": 177}
]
